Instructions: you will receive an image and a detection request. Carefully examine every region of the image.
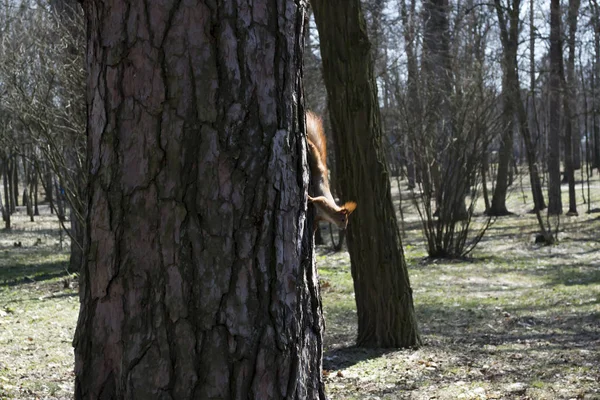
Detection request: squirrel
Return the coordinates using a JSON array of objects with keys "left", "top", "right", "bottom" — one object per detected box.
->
[{"left": 306, "top": 111, "right": 357, "bottom": 229}]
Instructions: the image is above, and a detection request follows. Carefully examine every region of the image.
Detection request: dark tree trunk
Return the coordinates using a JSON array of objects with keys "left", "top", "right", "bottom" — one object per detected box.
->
[
  {"left": 9, "top": 158, "right": 17, "bottom": 211},
  {"left": 547, "top": 0, "right": 563, "bottom": 215},
  {"left": 33, "top": 167, "right": 39, "bottom": 216},
  {"left": 563, "top": 0, "right": 581, "bottom": 216},
  {"left": 399, "top": 0, "right": 419, "bottom": 191},
  {"left": 593, "top": 0, "right": 600, "bottom": 171},
  {"left": 54, "top": 179, "right": 65, "bottom": 221},
  {"left": 314, "top": 225, "right": 324, "bottom": 246},
  {"left": 74, "top": 1, "right": 325, "bottom": 399},
  {"left": 0, "top": 163, "right": 4, "bottom": 222},
  {"left": 12, "top": 158, "right": 19, "bottom": 208},
  {"left": 69, "top": 207, "right": 83, "bottom": 272},
  {"left": 494, "top": 0, "right": 546, "bottom": 212},
  {"left": 2, "top": 162, "right": 9, "bottom": 230},
  {"left": 489, "top": 77, "right": 514, "bottom": 216},
  {"left": 312, "top": 0, "right": 421, "bottom": 348},
  {"left": 45, "top": 167, "right": 54, "bottom": 205},
  {"left": 481, "top": 152, "right": 491, "bottom": 213},
  {"left": 495, "top": 0, "right": 553, "bottom": 242}
]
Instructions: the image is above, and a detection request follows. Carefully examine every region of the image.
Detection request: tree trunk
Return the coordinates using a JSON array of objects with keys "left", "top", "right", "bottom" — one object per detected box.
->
[
  {"left": 563, "top": 0, "right": 581, "bottom": 216},
  {"left": 10, "top": 158, "right": 17, "bottom": 210},
  {"left": 494, "top": 0, "right": 546, "bottom": 212},
  {"left": 547, "top": 0, "right": 563, "bottom": 215},
  {"left": 74, "top": 2, "right": 325, "bottom": 399},
  {"left": 69, "top": 207, "right": 83, "bottom": 272},
  {"left": 489, "top": 77, "right": 514, "bottom": 216},
  {"left": 12, "top": 156, "right": 19, "bottom": 211},
  {"left": 33, "top": 167, "right": 39, "bottom": 216},
  {"left": 0, "top": 163, "right": 4, "bottom": 222},
  {"left": 399, "top": 0, "right": 419, "bottom": 191},
  {"left": 45, "top": 167, "right": 54, "bottom": 206},
  {"left": 2, "top": 162, "right": 10, "bottom": 230},
  {"left": 593, "top": 0, "right": 600, "bottom": 171},
  {"left": 312, "top": 0, "right": 421, "bottom": 348},
  {"left": 55, "top": 179, "right": 65, "bottom": 221},
  {"left": 494, "top": 0, "right": 553, "bottom": 242}
]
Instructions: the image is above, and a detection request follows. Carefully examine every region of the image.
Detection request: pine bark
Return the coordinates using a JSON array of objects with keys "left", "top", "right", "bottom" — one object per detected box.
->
[
  {"left": 74, "top": 1, "right": 326, "bottom": 399},
  {"left": 312, "top": 0, "right": 421, "bottom": 348}
]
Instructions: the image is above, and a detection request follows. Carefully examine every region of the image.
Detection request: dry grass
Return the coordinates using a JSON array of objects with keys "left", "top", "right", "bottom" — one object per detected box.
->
[
  {"left": 0, "top": 207, "right": 76, "bottom": 400},
  {"left": 0, "top": 175, "right": 599, "bottom": 399},
  {"left": 319, "top": 175, "right": 600, "bottom": 399}
]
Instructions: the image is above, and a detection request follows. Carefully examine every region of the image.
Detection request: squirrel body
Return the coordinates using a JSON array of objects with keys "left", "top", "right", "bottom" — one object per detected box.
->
[{"left": 306, "top": 111, "right": 357, "bottom": 229}]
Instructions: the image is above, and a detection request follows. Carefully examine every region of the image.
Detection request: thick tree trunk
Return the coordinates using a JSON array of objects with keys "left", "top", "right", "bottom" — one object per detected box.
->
[
  {"left": 74, "top": 2, "right": 325, "bottom": 399},
  {"left": 312, "top": 0, "right": 421, "bottom": 348},
  {"left": 547, "top": 0, "right": 563, "bottom": 215}
]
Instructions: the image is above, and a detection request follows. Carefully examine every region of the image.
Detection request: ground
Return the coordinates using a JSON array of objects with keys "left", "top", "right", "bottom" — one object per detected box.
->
[{"left": 0, "top": 177, "right": 599, "bottom": 399}]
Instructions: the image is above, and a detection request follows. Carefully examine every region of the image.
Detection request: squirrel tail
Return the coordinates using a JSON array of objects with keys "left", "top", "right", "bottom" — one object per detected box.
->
[{"left": 306, "top": 111, "right": 328, "bottom": 171}]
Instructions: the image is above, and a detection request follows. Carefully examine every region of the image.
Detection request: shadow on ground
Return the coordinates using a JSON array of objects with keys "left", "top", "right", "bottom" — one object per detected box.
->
[{"left": 0, "top": 256, "right": 70, "bottom": 286}]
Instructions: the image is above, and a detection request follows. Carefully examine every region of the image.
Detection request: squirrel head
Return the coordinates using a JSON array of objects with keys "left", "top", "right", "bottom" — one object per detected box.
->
[{"left": 335, "top": 201, "right": 357, "bottom": 229}]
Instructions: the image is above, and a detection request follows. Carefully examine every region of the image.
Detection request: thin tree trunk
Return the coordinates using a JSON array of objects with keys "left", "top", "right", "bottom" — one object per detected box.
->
[
  {"left": 494, "top": 0, "right": 552, "bottom": 242},
  {"left": 33, "top": 167, "right": 39, "bottom": 216},
  {"left": 69, "top": 207, "right": 83, "bottom": 272},
  {"left": 593, "top": 0, "right": 600, "bottom": 170},
  {"left": 0, "top": 163, "right": 4, "bottom": 222},
  {"left": 312, "top": 0, "right": 421, "bottom": 348},
  {"left": 12, "top": 157, "right": 18, "bottom": 208},
  {"left": 489, "top": 77, "right": 513, "bottom": 216},
  {"left": 74, "top": 2, "right": 325, "bottom": 399},
  {"left": 481, "top": 152, "right": 491, "bottom": 213},
  {"left": 547, "top": 0, "right": 563, "bottom": 215},
  {"left": 54, "top": 178, "right": 65, "bottom": 221},
  {"left": 562, "top": 0, "right": 581, "bottom": 216},
  {"left": 3, "top": 160, "right": 11, "bottom": 230}
]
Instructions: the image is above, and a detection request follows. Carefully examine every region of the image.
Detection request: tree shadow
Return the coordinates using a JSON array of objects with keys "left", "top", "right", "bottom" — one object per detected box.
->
[
  {"left": 323, "top": 346, "right": 399, "bottom": 371},
  {"left": 0, "top": 258, "right": 70, "bottom": 286}
]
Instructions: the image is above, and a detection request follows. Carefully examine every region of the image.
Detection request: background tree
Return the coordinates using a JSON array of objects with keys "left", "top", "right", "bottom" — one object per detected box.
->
[
  {"left": 548, "top": 0, "right": 563, "bottom": 215},
  {"left": 73, "top": 1, "right": 326, "bottom": 398},
  {"left": 0, "top": 0, "right": 86, "bottom": 267},
  {"left": 311, "top": 0, "right": 421, "bottom": 348}
]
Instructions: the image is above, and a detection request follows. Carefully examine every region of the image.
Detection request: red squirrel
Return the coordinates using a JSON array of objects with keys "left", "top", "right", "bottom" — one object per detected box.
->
[{"left": 306, "top": 111, "right": 357, "bottom": 229}]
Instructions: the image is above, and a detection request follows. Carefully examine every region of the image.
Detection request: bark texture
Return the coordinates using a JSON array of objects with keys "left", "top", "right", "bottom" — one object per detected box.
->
[
  {"left": 312, "top": 0, "right": 421, "bottom": 348},
  {"left": 74, "top": 1, "right": 326, "bottom": 399}
]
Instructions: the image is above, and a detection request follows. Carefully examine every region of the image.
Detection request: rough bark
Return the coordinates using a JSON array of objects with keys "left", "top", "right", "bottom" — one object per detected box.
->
[
  {"left": 74, "top": 2, "right": 325, "bottom": 399},
  {"left": 548, "top": 0, "right": 563, "bottom": 215},
  {"left": 312, "top": 0, "right": 421, "bottom": 348}
]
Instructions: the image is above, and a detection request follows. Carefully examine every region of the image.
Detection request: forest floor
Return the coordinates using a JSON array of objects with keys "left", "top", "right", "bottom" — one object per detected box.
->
[{"left": 0, "top": 178, "right": 599, "bottom": 399}]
